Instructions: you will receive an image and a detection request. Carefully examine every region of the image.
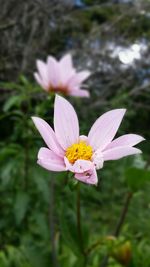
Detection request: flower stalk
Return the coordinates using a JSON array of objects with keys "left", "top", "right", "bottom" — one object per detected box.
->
[
  {"left": 49, "top": 178, "right": 59, "bottom": 267},
  {"left": 76, "top": 183, "right": 88, "bottom": 266},
  {"left": 76, "top": 183, "right": 84, "bottom": 252},
  {"left": 114, "top": 192, "right": 133, "bottom": 237}
]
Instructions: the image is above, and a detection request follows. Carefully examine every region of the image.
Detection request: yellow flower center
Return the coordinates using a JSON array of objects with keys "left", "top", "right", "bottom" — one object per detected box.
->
[{"left": 65, "top": 141, "right": 93, "bottom": 164}]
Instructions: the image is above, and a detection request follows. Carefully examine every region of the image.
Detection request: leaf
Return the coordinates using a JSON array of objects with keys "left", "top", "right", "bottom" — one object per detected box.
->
[
  {"left": 0, "top": 251, "right": 9, "bottom": 267},
  {"left": 3, "top": 245, "right": 32, "bottom": 267},
  {"left": 73, "top": 257, "right": 85, "bottom": 267},
  {"left": 59, "top": 208, "right": 87, "bottom": 257},
  {"left": 3, "top": 95, "right": 23, "bottom": 112},
  {"left": 125, "top": 167, "right": 150, "bottom": 192},
  {"left": 0, "top": 144, "right": 21, "bottom": 162},
  {"left": 60, "top": 210, "right": 81, "bottom": 256},
  {"left": 1, "top": 161, "right": 16, "bottom": 185},
  {"left": 0, "top": 81, "right": 22, "bottom": 90},
  {"left": 32, "top": 167, "right": 50, "bottom": 203},
  {"left": 20, "top": 75, "right": 29, "bottom": 86},
  {"left": 23, "top": 245, "right": 50, "bottom": 267},
  {"left": 14, "top": 192, "right": 30, "bottom": 225},
  {"left": 0, "top": 144, "right": 24, "bottom": 186},
  {"left": 32, "top": 213, "right": 49, "bottom": 241}
]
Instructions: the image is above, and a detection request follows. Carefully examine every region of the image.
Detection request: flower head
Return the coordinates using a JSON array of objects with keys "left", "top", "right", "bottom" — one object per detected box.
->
[
  {"left": 34, "top": 54, "right": 90, "bottom": 97},
  {"left": 32, "top": 95, "right": 144, "bottom": 185}
]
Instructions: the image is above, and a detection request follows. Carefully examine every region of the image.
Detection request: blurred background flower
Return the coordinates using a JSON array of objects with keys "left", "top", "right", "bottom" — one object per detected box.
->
[{"left": 34, "top": 54, "right": 90, "bottom": 97}]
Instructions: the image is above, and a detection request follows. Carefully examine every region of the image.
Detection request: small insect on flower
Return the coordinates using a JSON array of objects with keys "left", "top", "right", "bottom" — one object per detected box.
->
[
  {"left": 32, "top": 95, "right": 144, "bottom": 185},
  {"left": 34, "top": 54, "right": 90, "bottom": 97}
]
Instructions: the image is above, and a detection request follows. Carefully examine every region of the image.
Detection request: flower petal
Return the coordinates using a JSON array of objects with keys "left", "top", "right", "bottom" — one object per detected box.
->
[
  {"left": 34, "top": 72, "right": 48, "bottom": 91},
  {"left": 36, "top": 60, "right": 49, "bottom": 87},
  {"left": 38, "top": 147, "right": 65, "bottom": 171},
  {"left": 47, "top": 56, "right": 60, "bottom": 87},
  {"left": 54, "top": 95, "right": 79, "bottom": 149},
  {"left": 75, "top": 168, "right": 98, "bottom": 185},
  {"left": 32, "top": 116, "right": 64, "bottom": 156},
  {"left": 64, "top": 157, "right": 94, "bottom": 173},
  {"left": 75, "top": 71, "right": 91, "bottom": 84},
  {"left": 68, "top": 71, "right": 91, "bottom": 88},
  {"left": 92, "top": 149, "right": 104, "bottom": 170},
  {"left": 59, "top": 54, "right": 76, "bottom": 85},
  {"left": 103, "top": 146, "right": 142, "bottom": 161},
  {"left": 88, "top": 109, "right": 126, "bottom": 151},
  {"left": 69, "top": 89, "right": 90, "bottom": 97},
  {"left": 60, "top": 54, "right": 73, "bottom": 70},
  {"left": 104, "top": 134, "right": 145, "bottom": 150}
]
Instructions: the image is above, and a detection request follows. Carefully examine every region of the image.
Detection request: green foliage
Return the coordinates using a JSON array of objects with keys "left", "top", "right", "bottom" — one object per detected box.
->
[
  {"left": 1, "top": 0, "right": 150, "bottom": 263},
  {"left": 14, "top": 192, "right": 30, "bottom": 225},
  {"left": 125, "top": 167, "right": 150, "bottom": 192},
  {"left": 0, "top": 246, "right": 31, "bottom": 267},
  {"left": 116, "top": 14, "right": 150, "bottom": 40},
  {"left": 0, "top": 66, "right": 149, "bottom": 267}
]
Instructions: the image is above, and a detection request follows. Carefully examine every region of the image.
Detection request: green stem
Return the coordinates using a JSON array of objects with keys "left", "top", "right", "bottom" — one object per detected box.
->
[
  {"left": 85, "top": 240, "right": 102, "bottom": 255},
  {"left": 114, "top": 192, "right": 133, "bottom": 237},
  {"left": 76, "top": 184, "right": 87, "bottom": 266},
  {"left": 49, "top": 178, "right": 59, "bottom": 267},
  {"left": 77, "top": 183, "right": 83, "bottom": 252}
]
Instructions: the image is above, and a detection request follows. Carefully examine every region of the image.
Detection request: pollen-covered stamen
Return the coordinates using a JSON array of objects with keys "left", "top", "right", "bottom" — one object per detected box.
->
[{"left": 65, "top": 141, "right": 93, "bottom": 164}]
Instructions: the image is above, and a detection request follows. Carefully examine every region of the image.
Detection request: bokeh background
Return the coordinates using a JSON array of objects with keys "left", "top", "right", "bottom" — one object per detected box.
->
[{"left": 0, "top": 0, "right": 150, "bottom": 266}]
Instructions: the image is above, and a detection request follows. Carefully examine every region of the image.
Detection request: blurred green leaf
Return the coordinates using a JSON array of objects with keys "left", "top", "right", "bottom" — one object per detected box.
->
[
  {"left": 32, "top": 167, "right": 50, "bottom": 203},
  {"left": 14, "top": 192, "right": 30, "bottom": 225},
  {"left": 73, "top": 257, "right": 85, "bottom": 267},
  {"left": 0, "top": 251, "right": 9, "bottom": 267},
  {"left": 125, "top": 168, "right": 150, "bottom": 192},
  {"left": 23, "top": 245, "right": 50, "bottom": 267},
  {"left": 0, "top": 246, "right": 32, "bottom": 267},
  {"left": 20, "top": 75, "right": 30, "bottom": 86},
  {"left": 60, "top": 210, "right": 82, "bottom": 257},
  {"left": 0, "top": 144, "right": 22, "bottom": 161},
  {"left": 3, "top": 95, "right": 23, "bottom": 112}
]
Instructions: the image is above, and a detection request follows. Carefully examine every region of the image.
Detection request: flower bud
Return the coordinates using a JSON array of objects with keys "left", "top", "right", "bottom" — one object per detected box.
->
[{"left": 111, "top": 241, "right": 132, "bottom": 266}]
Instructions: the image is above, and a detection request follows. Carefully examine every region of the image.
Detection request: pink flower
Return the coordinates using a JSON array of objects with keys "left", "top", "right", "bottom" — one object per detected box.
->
[
  {"left": 32, "top": 95, "right": 144, "bottom": 185},
  {"left": 34, "top": 54, "right": 90, "bottom": 97}
]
